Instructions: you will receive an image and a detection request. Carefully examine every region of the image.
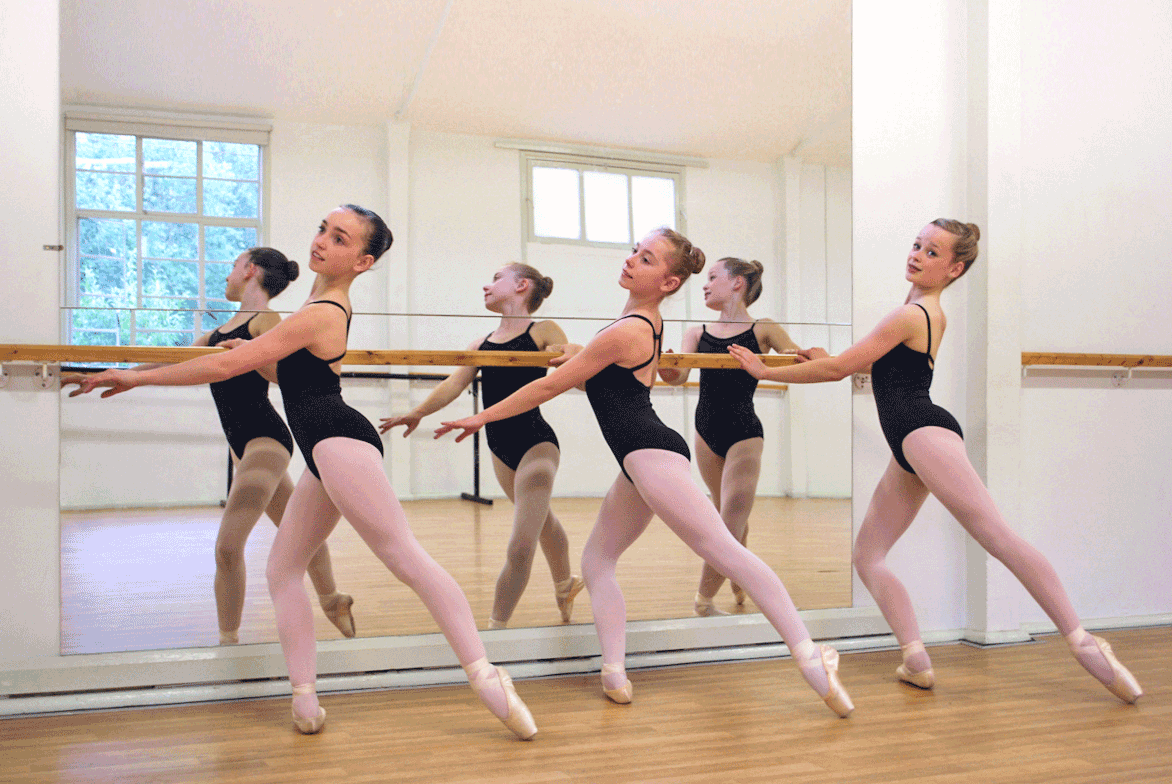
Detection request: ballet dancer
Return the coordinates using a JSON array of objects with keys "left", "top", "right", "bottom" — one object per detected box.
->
[
  {"left": 658, "top": 257, "right": 801, "bottom": 616},
  {"left": 729, "top": 219, "right": 1142, "bottom": 703},
  {"left": 378, "top": 264, "right": 584, "bottom": 629},
  {"left": 437, "top": 228, "right": 854, "bottom": 718},
  {"left": 66, "top": 205, "right": 538, "bottom": 738},
  {"left": 62, "top": 247, "right": 356, "bottom": 646}
]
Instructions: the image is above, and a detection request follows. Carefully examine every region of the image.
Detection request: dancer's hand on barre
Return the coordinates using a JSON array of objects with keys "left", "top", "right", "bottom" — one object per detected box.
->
[
  {"left": 62, "top": 368, "right": 140, "bottom": 398},
  {"left": 657, "top": 348, "right": 684, "bottom": 385},
  {"left": 379, "top": 412, "right": 421, "bottom": 436},
  {"left": 216, "top": 338, "right": 248, "bottom": 350},
  {"left": 795, "top": 347, "right": 830, "bottom": 362},
  {"left": 727, "top": 344, "right": 769, "bottom": 379},
  {"left": 546, "top": 343, "right": 583, "bottom": 366},
  {"left": 435, "top": 414, "right": 487, "bottom": 443}
]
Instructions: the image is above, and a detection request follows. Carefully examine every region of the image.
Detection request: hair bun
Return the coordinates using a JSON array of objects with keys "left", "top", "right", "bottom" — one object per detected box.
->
[
  {"left": 967, "top": 223, "right": 981, "bottom": 242},
  {"left": 286, "top": 260, "right": 300, "bottom": 282}
]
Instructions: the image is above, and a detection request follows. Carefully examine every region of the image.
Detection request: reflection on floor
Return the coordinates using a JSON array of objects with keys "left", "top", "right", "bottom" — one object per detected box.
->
[{"left": 61, "top": 496, "right": 852, "bottom": 654}]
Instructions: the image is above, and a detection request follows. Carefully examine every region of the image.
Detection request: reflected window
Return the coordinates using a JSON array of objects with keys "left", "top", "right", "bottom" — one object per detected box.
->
[
  {"left": 66, "top": 125, "right": 265, "bottom": 346},
  {"left": 524, "top": 153, "right": 682, "bottom": 247}
]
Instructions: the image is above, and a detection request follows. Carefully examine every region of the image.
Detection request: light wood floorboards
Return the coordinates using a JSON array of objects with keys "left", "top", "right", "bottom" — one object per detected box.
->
[{"left": 2, "top": 627, "right": 1167, "bottom": 783}]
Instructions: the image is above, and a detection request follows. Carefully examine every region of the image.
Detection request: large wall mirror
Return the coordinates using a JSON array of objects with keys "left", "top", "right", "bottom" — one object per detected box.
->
[{"left": 57, "top": 0, "right": 852, "bottom": 658}]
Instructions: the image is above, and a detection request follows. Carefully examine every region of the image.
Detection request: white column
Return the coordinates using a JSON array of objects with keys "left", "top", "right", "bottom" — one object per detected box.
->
[
  {"left": 384, "top": 121, "right": 414, "bottom": 496},
  {"left": 0, "top": 0, "right": 61, "bottom": 666}
]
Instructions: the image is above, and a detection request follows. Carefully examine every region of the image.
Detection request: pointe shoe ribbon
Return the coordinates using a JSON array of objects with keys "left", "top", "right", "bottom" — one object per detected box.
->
[
  {"left": 291, "top": 683, "right": 327, "bottom": 734},
  {"left": 319, "top": 592, "right": 356, "bottom": 638},
  {"left": 601, "top": 662, "right": 633, "bottom": 704},
  {"left": 555, "top": 575, "right": 585, "bottom": 623},
  {"left": 896, "top": 640, "right": 935, "bottom": 690}
]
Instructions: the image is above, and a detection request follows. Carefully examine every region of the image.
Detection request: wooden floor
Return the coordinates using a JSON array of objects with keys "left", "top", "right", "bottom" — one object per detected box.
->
[
  {"left": 2, "top": 627, "right": 1167, "bottom": 783},
  {"left": 61, "top": 497, "right": 852, "bottom": 654}
]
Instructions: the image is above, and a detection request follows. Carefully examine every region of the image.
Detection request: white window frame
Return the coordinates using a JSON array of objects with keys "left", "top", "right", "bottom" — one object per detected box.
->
[
  {"left": 520, "top": 151, "right": 687, "bottom": 249},
  {"left": 62, "top": 107, "right": 272, "bottom": 347}
]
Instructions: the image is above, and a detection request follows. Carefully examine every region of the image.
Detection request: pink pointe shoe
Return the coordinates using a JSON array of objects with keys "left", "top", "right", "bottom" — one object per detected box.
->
[
  {"left": 319, "top": 592, "right": 356, "bottom": 638},
  {"left": 601, "top": 662, "right": 633, "bottom": 704},
  {"left": 795, "top": 639, "right": 853, "bottom": 718},
  {"left": 555, "top": 575, "right": 585, "bottom": 623},
  {"left": 291, "top": 683, "right": 326, "bottom": 734},
  {"left": 467, "top": 658, "right": 537, "bottom": 740},
  {"left": 895, "top": 640, "right": 936, "bottom": 690},
  {"left": 1066, "top": 628, "right": 1143, "bottom": 704}
]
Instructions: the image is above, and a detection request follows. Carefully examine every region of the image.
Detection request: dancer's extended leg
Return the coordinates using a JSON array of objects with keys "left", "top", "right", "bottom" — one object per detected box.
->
[
  {"left": 311, "top": 438, "right": 512, "bottom": 720},
  {"left": 852, "top": 457, "right": 933, "bottom": 677},
  {"left": 695, "top": 437, "right": 763, "bottom": 606},
  {"left": 215, "top": 437, "right": 290, "bottom": 643},
  {"left": 263, "top": 468, "right": 353, "bottom": 637},
  {"left": 580, "top": 472, "right": 654, "bottom": 699},
  {"left": 623, "top": 450, "right": 851, "bottom": 715},
  {"left": 488, "top": 443, "right": 575, "bottom": 625},
  {"left": 266, "top": 468, "right": 342, "bottom": 722},
  {"left": 902, "top": 427, "right": 1131, "bottom": 694}
]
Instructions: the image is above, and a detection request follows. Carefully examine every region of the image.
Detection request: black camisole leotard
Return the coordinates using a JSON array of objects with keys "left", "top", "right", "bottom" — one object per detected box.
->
[
  {"left": 870, "top": 302, "right": 964, "bottom": 474},
  {"left": 206, "top": 314, "right": 295, "bottom": 460},
  {"left": 276, "top": 300, "right": 384, "bottom": 480},
  {"left": 583, "top": 314, "right": 690, "bottom": 482},
  {"left": 694, "top": 324, "right": 765, "bottom": 458},
  {"left": 478, "top": 322, "right": 559, "bottom": 471}
]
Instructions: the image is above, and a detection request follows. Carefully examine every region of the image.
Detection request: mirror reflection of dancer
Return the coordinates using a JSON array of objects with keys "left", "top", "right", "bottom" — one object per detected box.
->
[
  {"left": 62, "top": 247, "right": 356, "bottom": 646},
  {"left": 378, "top": 264, "right": 584, "bottom": 629},
  {"left": 66, "top": 206, "right": 538, "bottom": 739},
  {"left": 437, "top": 229, "right": 853, "bottom": 718},
  {"left": 731, "top": 219, "right": 1142, "bottom": 704},
  {"left": 658, "top": 258, "right": 801, "bottom": 617}
]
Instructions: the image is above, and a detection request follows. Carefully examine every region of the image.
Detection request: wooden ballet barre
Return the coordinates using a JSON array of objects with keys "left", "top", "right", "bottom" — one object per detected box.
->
[
  {"left": 1021, "top": 352, "right": 1172, "bottom": 368},
  {"left": 0, "top": 345, "right": 806, "bottom": 369}
]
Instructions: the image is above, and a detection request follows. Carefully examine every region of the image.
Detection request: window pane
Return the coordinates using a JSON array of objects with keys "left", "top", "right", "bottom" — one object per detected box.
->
[
  {"left": 76, "top": 171, "right": 136, "bottom": 211},
  {"left": 204, "top": 262, "right": 232, "bottom": 301},
  {"left": 71, "top": 307, "right": 129, "bottom": 346},
  {"left": 204, "top": 226, "right": 257, "bottom": 261},
  {"left": 631, "top": 176, "right": 677, "bottom": 238},
  {"left": 143, "top": 138, "right": 196, "bottom": 177},
  {"left": 204, "top": 179, "right": 259, "bottom": 219},
  {"left": 76, "top": 133, "right": 135, "bottom": 173},
  {"left": 532, "top": 166, "right": 580, "bottom": 239},
  {"left": 140, "top": 297, "right": 198, "bottom": 337},
  {"left": 136, "top": 329, "right": 193, "bottom": 347},
  {"left": 584, "top": 171, "right": 630, "bottom": 244},
  {"left": 204, "top": 142, "right": 259, "bottom": 181},
  {"left": 78, "top": 219, "right": 137, "bottom": 308},
  {"left": 203, "top": 307, "right": 231, "bottom": 332},
  {"left": 142, "top": 221, "right": 198, "bottom": 260},
  {"left": 143, "top": 260, "right": 199, "bottom": 298},
  {"left": 144, "top": 176, "right": 197, "bottom": 213}
]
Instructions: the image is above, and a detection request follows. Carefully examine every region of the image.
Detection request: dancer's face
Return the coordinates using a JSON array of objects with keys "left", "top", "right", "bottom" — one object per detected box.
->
[
  {"left": 308, "top": 208, "right": 374, "bottom": 277},
  {"left": 483, "top": 266, "right": 524, "bottom": 312},
  {"left": 906, "top": 224, "right": 965, "bottom": 288},
  {"left": 621, "top": 232, "right": 680, "bottom": 296},
  {"left": 223, "top": 251, "right": 254, "bottom": 302},
  {"left": 702, "top": 262, "right": 740, "bottom": 310}
]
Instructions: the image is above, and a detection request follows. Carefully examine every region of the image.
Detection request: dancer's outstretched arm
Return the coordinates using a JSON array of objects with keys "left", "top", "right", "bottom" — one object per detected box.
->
[
  {"left": 730, "top": 303, "right": 924, "bottom": 384},
  {"left": 436, "top": 317, "right": 646, "bottom": 441},
  {"left": 64, "top": 305, "right": 339, "bottom": 397},
  {"left": 379, "top": 336, "right": 481, "bottom": 436}
]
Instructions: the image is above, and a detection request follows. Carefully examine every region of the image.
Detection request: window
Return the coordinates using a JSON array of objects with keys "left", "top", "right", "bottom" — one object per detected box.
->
[
  {"left": 64, "top": 112, "right": 269, "bottom": 346},
  {"left": 523, "top": 153, "right": 684, "bottom": 247}
]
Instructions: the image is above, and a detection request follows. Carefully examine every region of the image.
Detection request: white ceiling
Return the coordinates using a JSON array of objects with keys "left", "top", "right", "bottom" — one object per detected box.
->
[{"left": 60, "top": 0, "right": 851, "bottom": 165}]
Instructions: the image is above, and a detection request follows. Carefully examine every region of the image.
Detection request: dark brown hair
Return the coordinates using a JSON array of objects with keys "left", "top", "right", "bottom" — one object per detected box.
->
[{"left": 247, "top": 247, "right": 299, "bottom": 297}]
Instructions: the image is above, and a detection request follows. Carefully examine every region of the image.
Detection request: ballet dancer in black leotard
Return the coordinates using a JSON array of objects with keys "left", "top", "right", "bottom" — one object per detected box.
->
[
  {"left": 62, "top": 247, "right": 355, "bottom": 646},
  {"left": 658, "top": 258, "right": 801, "bottom": 616},
  {"left": 67, "top": 206, "right": 538, "bottom": 739},
  {"left": 730, "top": 219, "right": 1142, "bottom": 704},
  {"left": 379, "top": 264, "right": 584, "bottom": 629},
  {"left": 437, "top": 229, "right": 853, "bottom": 718}
]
